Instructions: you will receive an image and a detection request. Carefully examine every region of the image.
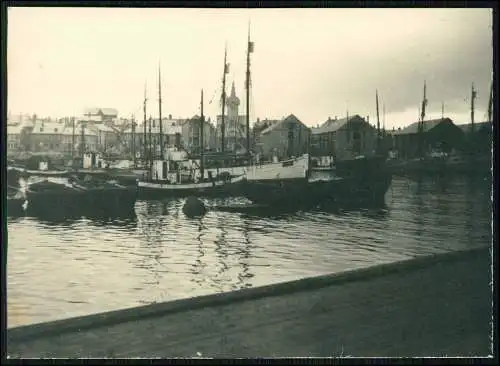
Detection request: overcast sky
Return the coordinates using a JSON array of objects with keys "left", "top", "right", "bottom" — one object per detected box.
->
[{"left": 7, "top": 7, "right": 493, "bottom": 128}]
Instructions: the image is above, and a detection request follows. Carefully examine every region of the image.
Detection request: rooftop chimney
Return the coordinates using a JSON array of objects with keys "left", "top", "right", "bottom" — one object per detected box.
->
[
  {"left": 334, "top": 116, "right": 338, "bottom": 121},
  {"left": 328, "top": 116, "right": 331, "bottom": 121},
  {"left": 169, "top": 114, "right": 172, "bottom": 119}
]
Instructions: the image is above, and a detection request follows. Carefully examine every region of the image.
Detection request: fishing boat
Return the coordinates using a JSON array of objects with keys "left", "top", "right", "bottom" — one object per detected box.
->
[
  {"left": 21, "top": 154, "right": 70, "bottom": 178},
  {"left": 136, "top": 67, "right": 245, "bottom": 199},
  {"left": 200, "top": 33, "right": 310, "bottom": 183},
  {"left": 240, "top": 155, "right": 391, "bottom": 209}
]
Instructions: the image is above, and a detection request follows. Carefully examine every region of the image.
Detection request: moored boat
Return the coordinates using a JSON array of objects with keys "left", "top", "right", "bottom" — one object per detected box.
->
[
  {"left": 137, "top": 87, "right": 246, "bottom": 199},
  {"left": 23, "top": 177, "right": 137, "bottom": 217}
]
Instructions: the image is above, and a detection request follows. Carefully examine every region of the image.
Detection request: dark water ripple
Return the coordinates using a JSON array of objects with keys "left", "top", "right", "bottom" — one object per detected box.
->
[{"left": 7, "top": 176, "right": 491, "bottom": 327}]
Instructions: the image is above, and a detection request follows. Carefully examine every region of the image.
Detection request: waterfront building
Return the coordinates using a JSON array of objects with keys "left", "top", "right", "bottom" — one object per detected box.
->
[
  {"left": 311, "top": 115, "right": 377, "bottom": 161},
  {"left": 257, "top": 114, "right": 311, "bottom": 160},
  {"left": 390, "top": 118, "right": 465, "bottom": 159}
]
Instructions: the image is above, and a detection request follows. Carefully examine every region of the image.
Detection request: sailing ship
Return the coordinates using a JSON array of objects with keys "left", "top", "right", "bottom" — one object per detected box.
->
[
  {"left": 136, "top": 69, "right": 245, "bottom": 200},
  {"left": 200, "top": 31, "right": 310, "bottom": 183}
]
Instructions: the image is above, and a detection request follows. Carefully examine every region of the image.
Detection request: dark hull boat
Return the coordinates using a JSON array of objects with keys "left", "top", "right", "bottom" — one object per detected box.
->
[
  {"left": 20, "top": 180, "right": 137, "bottom": 218},
  {"left": 240, "top": 173, "right": 391, "bottom": 209},
  {"left": 240, "top": 155, "right": 392, "bottom": 209},
  {"left": 7, "top": 189, "right": 28, "bottom": 217}
]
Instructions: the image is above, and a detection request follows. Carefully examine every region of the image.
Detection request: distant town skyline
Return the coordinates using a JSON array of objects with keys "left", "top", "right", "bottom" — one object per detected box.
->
[{"left": 7, "top": 7, "right": 493, "bottom": 128}]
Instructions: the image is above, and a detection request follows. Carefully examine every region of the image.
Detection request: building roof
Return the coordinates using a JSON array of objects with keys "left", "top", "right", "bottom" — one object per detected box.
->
[
  {"left": 260, "top": 114, "right": 306, "bottom": 135},
  {"left": 311, "top": 115, "right": 366, "bottom": 135},
  {"left": 87, "top": 123, "right": 115, "bottom": 134},
  {"left": 83, "top": 107, "right": 118, "bottom": 116},
  {"left": 456, "top": 121, "right": 492, "bottom": 133},
  {"left": 61, "top": 124, "right": 98, "bottom": 137},
  {"left": 31, "top": 121, "right": 65, "bottom": 135},
  {"left": 135, "top": 118, "right": 184, "bottom": 134},
  {"left": 391, "top": 118, "right": 454, "bottom": 135},
  {"left": 100, "top": 108, "right": 118, "bottom": 116}
]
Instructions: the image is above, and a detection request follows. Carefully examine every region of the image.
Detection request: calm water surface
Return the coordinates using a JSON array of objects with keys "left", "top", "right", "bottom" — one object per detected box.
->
[{"left": 7, "top": 176, "right": 491, "bottom": 328}]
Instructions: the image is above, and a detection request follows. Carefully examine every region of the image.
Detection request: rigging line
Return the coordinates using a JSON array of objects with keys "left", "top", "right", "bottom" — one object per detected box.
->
[{"left": 208, "top": 85, "right": 221, "bottom": 105}]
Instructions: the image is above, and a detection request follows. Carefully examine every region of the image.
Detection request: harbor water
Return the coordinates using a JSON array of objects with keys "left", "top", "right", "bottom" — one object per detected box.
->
[{"left": 7, "top": 175, "right": 492, "bottom": 328}]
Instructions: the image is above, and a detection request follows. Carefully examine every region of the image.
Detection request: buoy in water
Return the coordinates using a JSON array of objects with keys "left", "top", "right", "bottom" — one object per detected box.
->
[{"left": 182, "top": 196, "right": 207, "bottom": 218}]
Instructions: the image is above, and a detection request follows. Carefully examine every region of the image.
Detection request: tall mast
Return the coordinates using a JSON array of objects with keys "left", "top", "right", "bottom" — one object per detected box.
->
[
  {"left": 200, "top": 89, "right": 205, "bottom": 178},
  {"left": 82, "top": 113, "right": 88, "bottom": 160},
  {"left": 383, "top": 103, "right": 386, "bottom": 135},
  {"left": 419, "top": 80, "right": 427, "bottom": 157},
  {"left": 376, "top": 89, "right": 381, "bottom": 140},
  {"left": 148, "top": 115, "right": 153, "bottom": 177},
  {"left": 221, "top": 44, "right": 228, "bottom": 153},
  {"left": 471, "top": 82, "right": 476, "bottom": 134},
  {"left": 71, "top": 117, "right": 75, "bottom": 159},
  {"left": 143, "top": 82, "right": 148, "bottom": 166},
  {"left": 131, "top": 114, "right": 136, "bottom": 168},
  {"left": 246, "top": 21, "right": 253, "bottom": 157},
  {"left": 158, "top": 63, "right": 164, "bottom": 160},
  {"left": 488, "top": 79, "right": 493, "bottom": 124},
  {"left": 441, "top": 101, "right": 444, "bottom": 120}
]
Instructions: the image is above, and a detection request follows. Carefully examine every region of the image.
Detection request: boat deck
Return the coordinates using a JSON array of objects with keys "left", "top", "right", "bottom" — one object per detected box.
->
[{"left": 7, "top": 247, "right": 491, "bottom": 358}]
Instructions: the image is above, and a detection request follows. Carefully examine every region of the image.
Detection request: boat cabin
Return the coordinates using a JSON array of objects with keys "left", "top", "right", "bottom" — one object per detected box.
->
[
  {"left": 83, "top": 152, "right": 106, "bottom": 169},
  {"left": 149, "top": 159, "right": 204, "bottom": 184}
]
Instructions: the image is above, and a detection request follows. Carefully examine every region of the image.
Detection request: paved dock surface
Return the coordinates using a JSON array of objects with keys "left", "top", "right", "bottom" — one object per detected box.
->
[{"left": 8, "top": 247, "right": 492, "bottom": 358}]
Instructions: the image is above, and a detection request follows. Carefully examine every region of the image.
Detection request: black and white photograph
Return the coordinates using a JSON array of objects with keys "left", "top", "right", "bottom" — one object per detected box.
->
[{"left": 4, "top": 5, "right": 494, "bottom": 358}]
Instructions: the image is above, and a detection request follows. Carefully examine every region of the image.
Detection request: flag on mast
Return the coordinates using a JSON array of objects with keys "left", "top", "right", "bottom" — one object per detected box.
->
[
  {"left": 225, "top": 63, "right": 230, "bottom": 74},
  {"left": 249, "top": 41, "right": 254, "bottom": 53}
]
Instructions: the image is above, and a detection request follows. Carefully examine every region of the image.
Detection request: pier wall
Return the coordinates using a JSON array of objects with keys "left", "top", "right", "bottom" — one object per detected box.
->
[{"left": 7, "top": 246, "right": 492, "bottom": 358}]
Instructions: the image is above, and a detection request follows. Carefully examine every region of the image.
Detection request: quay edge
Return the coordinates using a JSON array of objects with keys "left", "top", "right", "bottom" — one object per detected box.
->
[{"left": 8, "top": 246, "right": 490, "bottom": 344}]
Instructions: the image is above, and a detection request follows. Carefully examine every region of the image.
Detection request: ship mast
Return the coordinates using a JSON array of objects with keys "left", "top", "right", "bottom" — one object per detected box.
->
[
  {"left": 488, "top": 79, "right": 493, "bottom": 124},
  {"left": 71, "top": 117, "right": 76, "bottom": 159},
  {"left": 143, "top": 82, "right": 148, "bottom": 167},
  {"left": 471, "top": 82, "right": 476, "bottom": 135},
  {"left": 148, "top": 115, "right": 153, "bottom": 178},
  {"left": 221, "top": 44, "right": 228, "bottom": 153},
  {"left": 82, "top": 113, "right": 88, "bottom": 161},
  {"left": 158, "top": 64, "right": 164, "bottom": 160},
  {"left": 200, "top": 89, "right": 205, "bottom": 179},
  {"left": 418, "top": 80, "right": 428, "bottom": 158},
  {"left": 131, "top": 114, "right": 136, "bottom": 168},
  {"left": 246, "top": 22, "right": 253, "bottom": 158},
  {"left": 376, "top": 89, "right": 381, "bottom": 151},
  {"left": 383, "top": 103, "right": 386, "bottom": 135}
]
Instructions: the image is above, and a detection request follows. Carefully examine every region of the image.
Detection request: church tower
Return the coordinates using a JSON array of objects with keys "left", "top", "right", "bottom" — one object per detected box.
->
[{"left": 226, "top": 82, "right": 240, "bottom": 122}]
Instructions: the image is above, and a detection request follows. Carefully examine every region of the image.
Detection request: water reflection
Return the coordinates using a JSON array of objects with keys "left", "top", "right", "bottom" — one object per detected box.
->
[
  {"left": 190, "top": 218, "right": 207, "bottom": 287},
  {"left": 7, "top": 175, "right": 492, "bottom": 327},
  {"left": 237, "top": 217, "right": 254, "bottom": 289}
]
